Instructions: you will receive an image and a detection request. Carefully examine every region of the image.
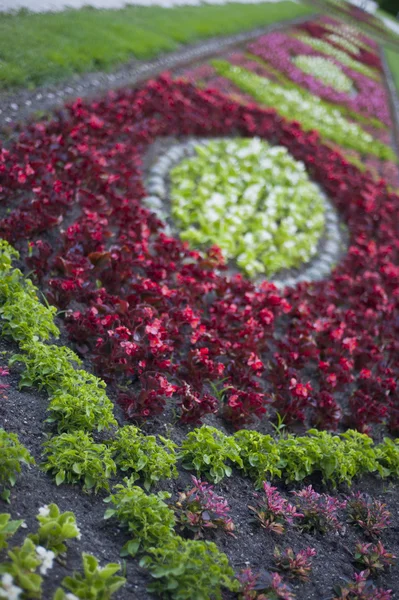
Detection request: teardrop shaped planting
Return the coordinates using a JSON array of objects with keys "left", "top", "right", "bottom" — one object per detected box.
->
[
  {"left": 292, "top": 55, "right": 355, "bottom": 94},
  {"left": 167, "top": 138, "right": 326, "bottom": 278}
]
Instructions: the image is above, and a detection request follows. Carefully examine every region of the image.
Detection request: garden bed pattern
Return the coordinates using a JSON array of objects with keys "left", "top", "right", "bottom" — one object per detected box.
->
[{"left": 1, "top": 12, "right": 399, "bottom": 600}]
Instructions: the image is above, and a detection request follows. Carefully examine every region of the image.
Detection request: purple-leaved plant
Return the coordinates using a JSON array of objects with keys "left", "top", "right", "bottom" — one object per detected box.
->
[
  {"left": 273, "top": 547, "right": 316, "bottom": 581},
  {"left": 346, "top": 492, "right": 391, "bottom": 538},
  {"left": 292, "top": 485, "right": 346, "bottom": 534},
  {"left": 175, "top": 476, "right": 235, "bottom": 538},
  {"left": 249, "top": 482, "right": 302, "bottom": 535}
]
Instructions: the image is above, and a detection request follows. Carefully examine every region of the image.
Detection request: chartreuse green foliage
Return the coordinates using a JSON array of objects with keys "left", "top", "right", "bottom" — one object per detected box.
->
[
  {"left": 104, "top": 479, "right": 176, "bottom": 557},
  {"left": 0, "top": 241, "right": 58, "bottom": 343},
  {"left": 295, "top": 34, "right": 380, "bottom": 80},
  {"left": 0, "top": 538, "right": 43, "bottom": 598},
  {"left": 42, "top": 431, "right": 116, "bottom": 493},
  {"left": 0, "top": 241, "right": 116, "bottom": 435},
  {"left": 212, "top": 60, "right": 396, "bottom": 161},
  {"left": 170, "top": 138, "right": 325, "bottom": 277},
  {"left": 293, "top": 55, "right": 354, "bottom": 93},
  {"left": 57, "top": 553, "right": 125, "bottom": 600},
  {"left": 180, "top": 426, "right": 243, "bottom": 484},
  {"left": 234, "top": 429, "right": 399, "bottom": 488},
  {"left": 108, "top": 426, "right": 177, "bottom": 490},
  {"left": 0, "top": 2, "right": 313, "bottom": 90},
  {"left": 0, "top": 503, "right": 125, "bottom": 600},
  {"left": 0, "top": 514, "right": 23, "bottom": 551},
  {"left": 140, "top": 536, "right": 239, "bottom": 600},
  {"left": 9, "top": 342, "right": 117, "bottom": 434},
  {"left": 28, "top": 504, "right": 81, "bottom": 556},
  {"left": 0, "top": 428, "right": 35, "bottom": 502}
]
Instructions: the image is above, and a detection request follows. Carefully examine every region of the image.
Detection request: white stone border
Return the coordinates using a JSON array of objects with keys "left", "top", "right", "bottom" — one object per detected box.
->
[{"left": 143, "top": 138, "right": 346, "bottom": 288}]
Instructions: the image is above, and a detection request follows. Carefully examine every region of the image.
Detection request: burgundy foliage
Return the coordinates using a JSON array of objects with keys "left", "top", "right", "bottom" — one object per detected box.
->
[{"left": 0, "top": 72, "right": 399, "bottom": 433}]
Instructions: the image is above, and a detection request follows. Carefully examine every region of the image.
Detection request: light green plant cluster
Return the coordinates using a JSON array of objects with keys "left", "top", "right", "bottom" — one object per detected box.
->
[
  {"left": 0, "top": 504, "right": 125, "bottom": 600},
  {"left": 42, "top": 431, "right": 117, "bottom": 493},
  {"left": 104, "top": 479, "right": 176, "bottom": 557},
  {"left": 180, "top": 425, "right": 243, "bottom": 483},
  {"left": 326, "top": 33, "right": 361, "bottom": 55},
  {"left": 170, "top": 138, "right": 326, "bottom": 277},
  {"left": 28, "top": 503, "right": 81, "bottom": 556},
  {"left": 10, "top": 342, "right": 116, "bottom": 434},
  {"left": 103, "top": 479, "right": 238, "bottom": 597},
  {"left": 234, "top": 428, "right": 399, "bottom": 488},
  {"left": 293, "top": 55, "right": 354, "bottom": 93},
  {"left": 55, "top": 553, "right": 126, "bottom": 600},
  {"left": 108, "top": 426, "right": 178, "bottom": 490},
  {"left": 0, "top": 428, "right": 35, "bottom": 502},
  {"left": 0, "top": 241, "right": 118, "bottom": 494},
  {"left": 295, "top": 34, "right": 379, "bottom": 80},
  {"left": 0, "top": 514, "right": 23, "bottom": 551},
  {"left": 140, "top": 536, "right": 239, "bottom": 600},
  {"left": 212, "top": 60, "right": 395, "bottom": 162},
  {"left": 177, "top": 425, "right": 399, "bottom": 488}
]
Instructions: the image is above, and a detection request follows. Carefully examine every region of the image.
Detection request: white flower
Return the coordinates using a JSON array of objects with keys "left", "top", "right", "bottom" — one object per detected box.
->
[
  {"left": 0, "top": 574, "right": 22, "bottom": 600},
  {"left": 36, "top": 546, "right": 55, "bottom": 575},
  {"left": 66, "top": 595, "right": 80, "bottom": 600},
  {"left": 38, "top": 505, "right": 50, "bottom": 518}
]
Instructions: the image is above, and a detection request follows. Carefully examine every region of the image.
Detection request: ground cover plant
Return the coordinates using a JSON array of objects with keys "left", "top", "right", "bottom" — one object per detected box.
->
[
  {"left": 1, "top": 7, "right": 399, "bottom": 600},
  {"left": 170, "top": 137, "right": 326, "bottom": 276}
]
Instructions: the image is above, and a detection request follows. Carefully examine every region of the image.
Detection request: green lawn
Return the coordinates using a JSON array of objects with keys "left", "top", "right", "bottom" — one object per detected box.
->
[{"left": 0, "top": 2, "right": 313, "bottom": 90}]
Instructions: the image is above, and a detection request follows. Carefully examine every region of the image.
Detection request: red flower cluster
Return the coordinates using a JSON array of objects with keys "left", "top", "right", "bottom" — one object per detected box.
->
[{"left": 0, "top": 73, "right": 399, "bottom": 434}]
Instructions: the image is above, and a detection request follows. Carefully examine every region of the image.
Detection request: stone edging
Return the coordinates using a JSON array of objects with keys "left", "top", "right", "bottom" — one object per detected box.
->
[{"left": 143, "top": 138, "right": 346, "bottom": 289}]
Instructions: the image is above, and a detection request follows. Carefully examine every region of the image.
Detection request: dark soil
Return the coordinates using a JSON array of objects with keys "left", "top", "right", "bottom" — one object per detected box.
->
[{"left": 1, "top": 324, "right": 399, "bottom": 600}]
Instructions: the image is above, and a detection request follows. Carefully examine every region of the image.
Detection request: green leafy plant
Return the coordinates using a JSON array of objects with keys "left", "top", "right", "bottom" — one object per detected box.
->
[
  {"left": 0, "top": 538, "right": 43, "bottom": 598},
  {"left": 0, "top": 241, "right": 58, "bottom": 344},
  {"left": 104, "top": 479, "right": 175, "bottom": 557},
  {"left": 170, "top": 138, "right": 325, "bottom": 277},
  {"left": 29, "top": 503, "right": 81, "bottom": 556},
  {"left": 42, "top": 432, "right": 116, "bottom": 493},
  {"left": 0, "top": 428, "right": 35, "bottom": 502},
  {"left": 233, "top": 430, "right": 282, "bottom": 488},
  {"left": 108, "top": 426, "right": 177, "bottom": 490},
  {"left": 180, "top": 425, "right": 243, "bottom": 483},
  {"left": 234, "top": 428, "right": 386, "bottom": 488},
  {"left": 59, "top": 553, "right": 125, "bottom": 600},
  {"left": 293, "top": 55, "right": 354, "bottom": 93},
  {"left": 0, "top": 513, "right": 24, "bottom": 550},
  {"left": 140, "top": 536, "right": 239, "bottom": 599},
  {"left": 46, "top": 372, "right": 117, "bottom": 433},
  {"left": 9, "top": 342, "right": 81, "bottom": 394}
]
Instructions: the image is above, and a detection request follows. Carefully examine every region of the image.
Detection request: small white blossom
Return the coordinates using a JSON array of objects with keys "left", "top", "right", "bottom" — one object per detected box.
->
[
  {"left": 38, "top": 505, "right": 50, "bottom": 518},
  {"left": 0, "top": 574, "right": 22, "bottom": 600},
  {"left": 36, "top": 546, "right": 55, "bottom": 575}
]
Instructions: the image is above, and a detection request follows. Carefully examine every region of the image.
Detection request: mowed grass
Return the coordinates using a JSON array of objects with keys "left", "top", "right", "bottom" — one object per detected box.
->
[{"left": 0, "top": 2, "right": 313, "bottom": 89}]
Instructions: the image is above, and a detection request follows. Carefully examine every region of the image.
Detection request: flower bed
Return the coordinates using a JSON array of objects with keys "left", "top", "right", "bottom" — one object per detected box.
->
[
  {"left": 0, "top": 71, "right": 397, "bottom": 435},
  {"left": 212, "top": 60, "right": 394, "bottom": 160},
  {"left": 1, "top": 10, "right": 399, "bottom": 600},
  {"left": 168, "top": 137, "right": 326, "bottom": 277},
  {"left": 247, "top": 31, "right": 391, "bottom": 125}
]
